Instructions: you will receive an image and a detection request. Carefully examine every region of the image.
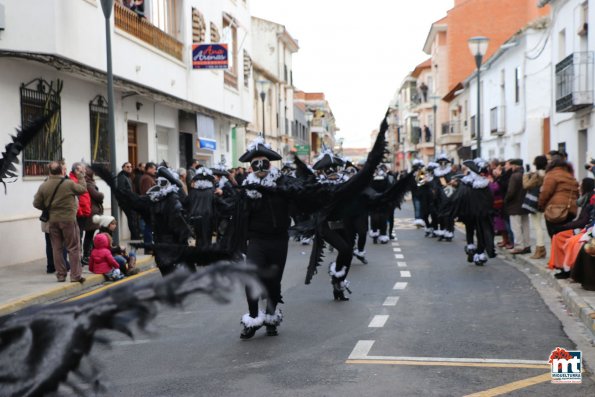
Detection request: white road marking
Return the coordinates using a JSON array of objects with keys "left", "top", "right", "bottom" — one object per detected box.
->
[
  {"left": 392, "top": 248, "right": 402, "bottom": 252},
  {"left": 391, "top": 242, "right": 400, "bottom": 246},
  {"left": 397, "top": 261, "right": 407, "bottom": 267},
  {"left": 347, "top": 340, "right": 546, "bottom": 365},
  {"left": 400, "top": 271, "right": 411, "bottom": 278},
  {"left": 393, "top": 282, "right": 408, "bottom": 290},
  {"left": 368, "top": 315, "right": 389, "bottom": 328},
  {"left": 348, "top": 340, "right": 375, "bottom": 359},
  {"left": 111, "top": 339, "right": 152, "bottom": 346},
  {"left": 394, "top": 254, "right": 404, "bottom": 259},
  {"left": 383, "top": 296, "right": 400, "bottom": 306}
]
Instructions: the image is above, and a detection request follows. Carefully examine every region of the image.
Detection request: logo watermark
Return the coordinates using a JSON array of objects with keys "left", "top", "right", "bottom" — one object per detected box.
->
[{"left": 549, "top": 347, "right": 582, "bottom": 384}]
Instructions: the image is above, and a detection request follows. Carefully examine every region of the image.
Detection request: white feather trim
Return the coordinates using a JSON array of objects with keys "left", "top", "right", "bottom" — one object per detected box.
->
[
  {"left": 243, "top": 167, "right": 281, "bottom": 199},
  {"left": 466, "top": 244, "right": 477, "bottom": 251},
  {"left": 434, "top": 229, "right": 445, "bottom": 236},
  {"left": 353, "top": 249, "right": 366, "bottom": 256},
  {"left": 434, "top": 165, "right": 452, "bottom": 177},
  {"left": 247, "top": 136, "right": 273, "bottom": 151},
  {"left": 264, "top": 308, "right": 283, "bottom": 326},
  {"left": 461, "top": 174, "right": 476, "bottom": 185},
  {"left": 192, "top": 180, "right": 214, "bottom": 190},
  {"left": 147, "top": 178, "right": 179, "bottom": 202},
  {"left": 368, "top": 230, "right": 380, "bottom": 238},
  {"left": 378, "top": 235, "right": 390, "bottom": 243},
  {"left": 472, "top": 176, "right": 489, "bottom": 189},
  {"left": 218, "top": 176, "right": 229, "bottom": 189},
  {"left": 328, "top": 262, "right": 346, "bottom": 278},
  {"left": 241, "top": 311, "right": 265, "bottom": 328}
]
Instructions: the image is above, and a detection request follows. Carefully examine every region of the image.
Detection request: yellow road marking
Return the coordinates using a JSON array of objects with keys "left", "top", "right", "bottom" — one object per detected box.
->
[
  {"left": 463, "top": 373, "right": 551, "bottom": 397},
  {"left": 66, "top": 268, "right": 159, "bottom": 302},
  {"left": 345, "top": 359, "right": 549, "bottom": 369}
]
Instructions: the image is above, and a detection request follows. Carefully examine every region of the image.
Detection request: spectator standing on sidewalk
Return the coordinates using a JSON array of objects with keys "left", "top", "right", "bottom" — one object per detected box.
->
[
  {"left": 117, "top": 162, "right": 141, "bottom": 240},
  {"left": 139, "top": 162, "right": 157, "bottom": 249},
  {"left": 505, "top": 159, "right": 531, "bottom": 254},
  {"left": 522, "top": 155, "right": 548, "bottom": 259},
  {"left": 498, "top": 160, "right": 515, "bottom": 249},
  {"left": 538, "top": 156, "right": 579, "bottom": 237},
  {"left": 132, "top": 162, "right": 145, "bottom": 194},
  {"left": 81, "top": 167, "right": 104, "bottom": 265},
  {"left": 186, "top": 159, "right": 198, "bottom": 191},
  {"left": 69, "top": 162, "right": 91, "bottom": 250},
  {"left": 33, "top": 161, "right": 87, "bottom": 283}
]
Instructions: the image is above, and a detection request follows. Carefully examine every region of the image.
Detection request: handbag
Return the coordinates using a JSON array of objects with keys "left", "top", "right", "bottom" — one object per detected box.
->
[
  {"left": 521, "top": 187, "right": 540, "bottom": 214},
  {"left": 39, "top": 177, "right": 66, "bottom": 222},
  {"left": 544, "top": 188, "right": 575, "bottom": 223}
]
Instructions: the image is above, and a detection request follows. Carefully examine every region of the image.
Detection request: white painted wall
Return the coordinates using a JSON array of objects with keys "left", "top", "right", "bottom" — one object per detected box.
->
[
  {"left": 547, "top": 0, "right": 595, "bottom": 177},
  {"left": 466, "top": 26, "right": 551, "bottom": 163}
]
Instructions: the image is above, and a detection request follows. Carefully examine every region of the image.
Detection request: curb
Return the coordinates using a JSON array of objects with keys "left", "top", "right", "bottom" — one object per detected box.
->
[
  {"left": 0, "top": 256, "right": 155, "bottom": 318},
  {"left": 499, "top": 248, "right": 595, "bottom": 339}
]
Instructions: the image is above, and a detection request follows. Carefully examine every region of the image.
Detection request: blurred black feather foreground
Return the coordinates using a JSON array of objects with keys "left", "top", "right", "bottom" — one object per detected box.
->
[
  {"left": 0, "top": 263, "right": 261, "bottom": 397},
  {"left": 0, "top": 107, "right": 59, "bottom": 193}
]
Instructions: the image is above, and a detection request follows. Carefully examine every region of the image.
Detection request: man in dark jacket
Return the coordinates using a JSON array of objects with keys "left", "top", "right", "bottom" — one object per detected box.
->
[
  {"left": 117, "top": 162, "right": 141, "bottom": 239},
  {"left": 505, "top": 159, "right": 531, "bottom": 254}
]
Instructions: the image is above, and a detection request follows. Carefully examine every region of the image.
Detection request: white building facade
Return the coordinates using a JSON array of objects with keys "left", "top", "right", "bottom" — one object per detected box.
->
[
  {"left": 0, "top": 0, "right": 253, "bottom": 266},
  {"left": 540, "top": 0, "right": 595, "bottom": 180},
  {"left": 459, "top": 19, "right": 552, "bottom": 163},
  {"left": 249, "top": 17, "right": 298, "bottom": 160}
]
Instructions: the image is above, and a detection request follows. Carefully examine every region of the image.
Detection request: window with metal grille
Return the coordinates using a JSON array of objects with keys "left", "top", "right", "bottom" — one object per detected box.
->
[
  {"left": 20, "top": 78, "right": 62, "bottom": 177},
  {"left": 191, "top": 7, "right": 206, "bottom": 43},
  {"left": 89, "top": 95, "right": 110, "bottom": 169}
]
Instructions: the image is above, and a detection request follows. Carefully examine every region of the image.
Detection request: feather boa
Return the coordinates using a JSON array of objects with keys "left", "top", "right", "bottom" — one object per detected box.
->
[
  {"left": 193, "top": 180, "right": 214, "bottom": 190},
  {"left": 147, "top": 179, "right": 179, "bottom": 202},
  {"left": 243, "top": 167, "right": 281, "bottom": 199},
  {"left": 434, "top": 165, "right": 452, "bottom": 177}
]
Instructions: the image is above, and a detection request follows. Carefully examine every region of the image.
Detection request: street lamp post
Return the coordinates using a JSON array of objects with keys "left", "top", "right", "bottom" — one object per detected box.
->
[
  {"left": 430, "top": 95, "right": 441, "bottom": 160},
  {"left": 257, "top": 79, "right": 270, "bottom": 142},
  {"left": 468, "top": 36, "right": 489, "bottom": 159},
  {"left": 99, "top": 0, "right": 119, "bottom": 244}
]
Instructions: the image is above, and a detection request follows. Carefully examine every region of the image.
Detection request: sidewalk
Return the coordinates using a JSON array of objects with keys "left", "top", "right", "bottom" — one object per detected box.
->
[
  {"left": 0, "top": 251, "right": 155, "bottom": 317},
  {"left": 496, "top": 234, "right": 595, "bottom": 341}
]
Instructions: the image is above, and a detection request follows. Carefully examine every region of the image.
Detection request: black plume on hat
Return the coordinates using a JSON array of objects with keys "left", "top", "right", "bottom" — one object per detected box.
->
[
  {"left": 463, "top": 159, "right": 480, "bottom": 174},
  {"left": 239, "top": 137, "right": 282, "bottom": 162}
]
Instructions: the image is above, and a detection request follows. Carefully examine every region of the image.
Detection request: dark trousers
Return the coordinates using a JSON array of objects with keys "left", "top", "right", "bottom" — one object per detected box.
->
[
  {"left": 45, "top": 232, "right": 69, "bottom": 273},
  {"left": 49, "top": 221, "right": 82, "bottom": 281},
  {"left": 476, "top": 215, "right": 495, "bottom": 257},
  {"left": 245, "top": 237, "right": 289, "bottom": 318},
  {"left": 387, "top": 205, "right": 396, "bottom": 237},
  {"left": 463, "top": 216, "right": 475, "bottom": 246},
  {"left": 352, "top": 213, "right": 368, "bottom": 252},
  {"left": 370, "top": 210, "right": 389, "bottom": 235},
  {"left": 123, "top": 208, "right": 141, "bottom": 240},
  {"left": 320, "top": 222, "right": 353, "bottom": 282}
]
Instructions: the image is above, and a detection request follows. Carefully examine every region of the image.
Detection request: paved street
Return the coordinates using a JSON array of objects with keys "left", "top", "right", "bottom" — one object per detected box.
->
[{"left": 68, "top": 206, "right": 595, "bottom": 396}]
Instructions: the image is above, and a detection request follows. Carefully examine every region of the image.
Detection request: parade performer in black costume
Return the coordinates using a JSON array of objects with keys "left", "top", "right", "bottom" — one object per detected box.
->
[
  {"left": 299, "top": 116, "right": 413, "bottom": 300},
  {"left": 186, "top": 166, "right": 216, "bottom": 249},
  {"left": 433, "top": 154, "right": 456, "bottom": 241},
  {"left": 450, "top": 159, "right": 495, "bottom": 266},
  {"left": 411, "top": 159, "right": 426, "bottom": 228},
  {"left": 238, "top": 138, "right": 290, "bottom": 339},
  {"left": 368, "top": 164, "right": 393, "bottom": 244},
  {"left": 92, "top": 165, "right": 192, "bottom": 275},
  {"left": 421, "top": 162, "right": 439, "bottom": 237}
]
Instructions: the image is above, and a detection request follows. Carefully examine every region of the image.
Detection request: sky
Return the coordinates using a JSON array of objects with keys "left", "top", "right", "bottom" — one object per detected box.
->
[{"left": 250, "top": 0, "right": 454, "bottom": 148}]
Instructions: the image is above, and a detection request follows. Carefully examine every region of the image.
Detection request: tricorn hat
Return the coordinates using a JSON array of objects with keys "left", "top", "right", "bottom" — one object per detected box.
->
[
  {"left": 211, "top": 161, "right": 229, "bottom": 177},
  {"left": 509, "top": 158, "right": 523, "bottom": 166},
  {"left": 239, "top": 136, "right": 282, "bottom": 162},
  {"left": 312, "top": 150, "right": 345, "bottom": 170},
  {"left": 436, "top": 153, "right": 451, "bottom": 164}
]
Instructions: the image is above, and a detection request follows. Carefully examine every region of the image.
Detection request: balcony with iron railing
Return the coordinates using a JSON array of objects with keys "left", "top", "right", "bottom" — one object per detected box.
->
[
  {"left": 555, "top": 52, "right": 594, "bottom": 112},
  {"left": 114, "top": 2, "right": 183, "bottom": 61},
  {"left": 438, "top": 120, "right": 463, "bottom": 145}
]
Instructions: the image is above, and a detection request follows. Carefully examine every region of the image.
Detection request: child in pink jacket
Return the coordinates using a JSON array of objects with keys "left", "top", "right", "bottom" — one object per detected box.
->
[{"left": 89, "top": 233, "right": 124, "bottom": 281}]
